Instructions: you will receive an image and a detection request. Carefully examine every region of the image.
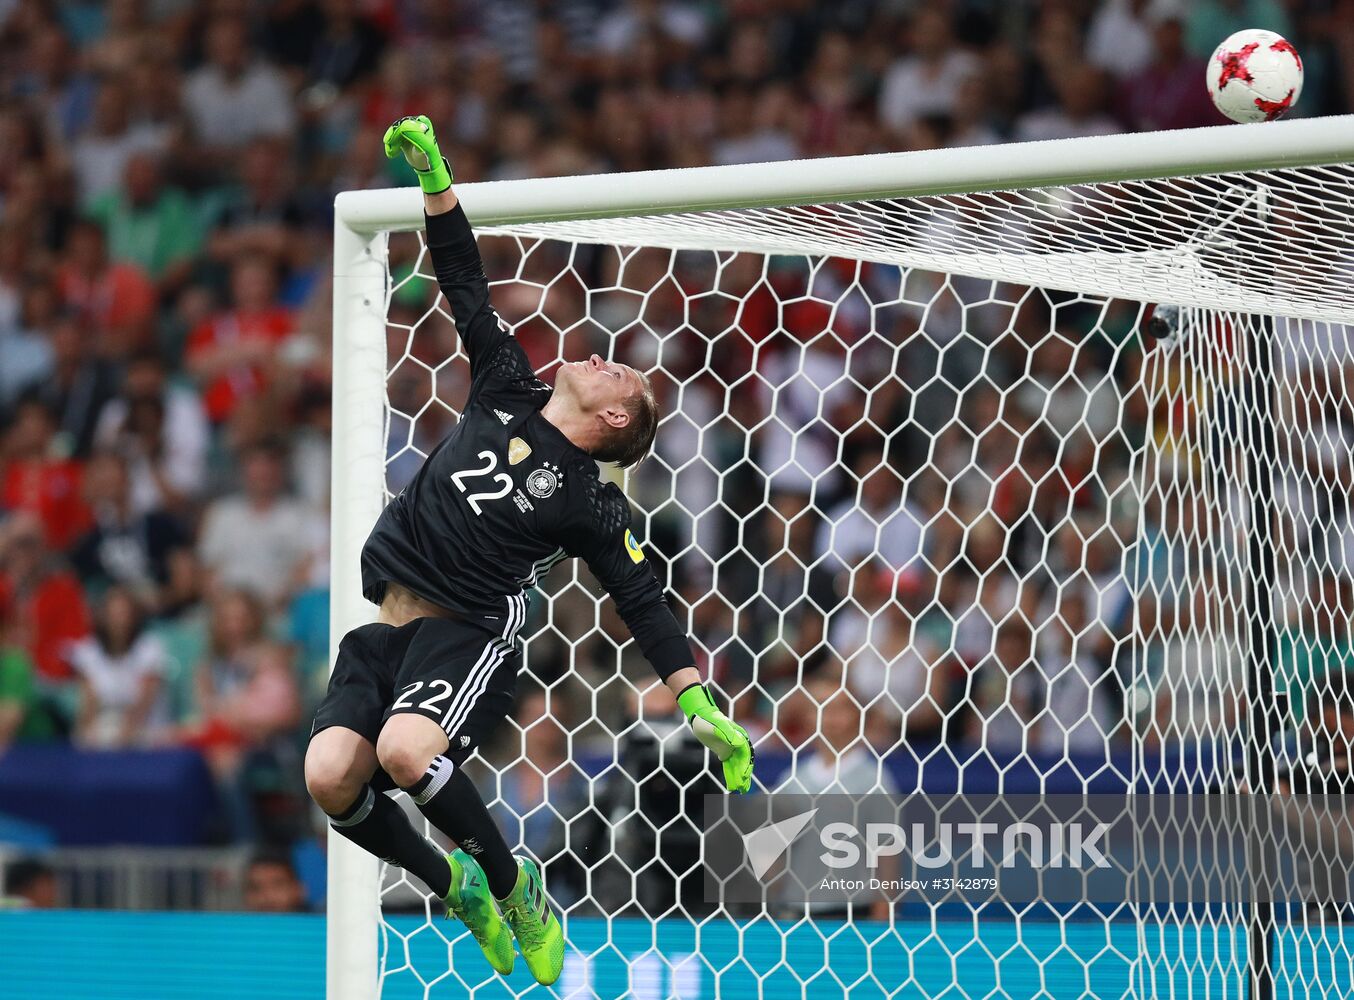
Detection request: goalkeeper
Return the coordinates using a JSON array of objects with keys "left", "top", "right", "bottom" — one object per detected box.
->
[{"left": 304, "top": 116, "right": 754, "bottom": 986}]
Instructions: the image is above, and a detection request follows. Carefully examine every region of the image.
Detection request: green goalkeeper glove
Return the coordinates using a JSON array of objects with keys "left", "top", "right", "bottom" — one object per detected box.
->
[
  {"left": 383, "top": 115, "right": 453, "bottom": 195},
  {"left": 677, "top": 683, "right": 754, "bottom": 794}
]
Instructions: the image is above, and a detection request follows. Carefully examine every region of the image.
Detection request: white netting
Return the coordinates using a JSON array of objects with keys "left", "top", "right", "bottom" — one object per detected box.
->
[{"left": 360, "top": 169, "right": 1354, "bottom": 998}]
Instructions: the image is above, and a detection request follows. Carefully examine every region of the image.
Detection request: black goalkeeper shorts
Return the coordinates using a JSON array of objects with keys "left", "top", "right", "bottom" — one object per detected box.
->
[{"left": 311, "top": 617, "right": 518, "bottom": 762}]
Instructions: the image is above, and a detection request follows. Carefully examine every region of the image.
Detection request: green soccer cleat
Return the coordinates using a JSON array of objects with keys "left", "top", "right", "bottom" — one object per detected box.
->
[
  {"left": 444, "top": 850, "right": 514, "bottom": 976},
  {"left": 498, "top": 856, "right": 564, "bottom": 986}
]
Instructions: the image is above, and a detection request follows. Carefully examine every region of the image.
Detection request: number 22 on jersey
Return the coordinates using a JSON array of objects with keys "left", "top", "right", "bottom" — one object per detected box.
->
[{"left": 450, "top": 450, "right": 513, "bottom": 515}]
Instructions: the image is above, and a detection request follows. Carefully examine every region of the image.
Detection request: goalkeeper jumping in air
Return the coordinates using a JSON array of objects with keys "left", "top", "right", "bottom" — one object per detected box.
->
[{"left": 304, "top": 116, "right": 754, "bottom": 986}]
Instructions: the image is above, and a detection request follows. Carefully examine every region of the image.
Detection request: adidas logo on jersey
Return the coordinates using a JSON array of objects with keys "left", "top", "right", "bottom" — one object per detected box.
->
[{"left": 494, "top": 409, "right": 513, "bottom": 425}]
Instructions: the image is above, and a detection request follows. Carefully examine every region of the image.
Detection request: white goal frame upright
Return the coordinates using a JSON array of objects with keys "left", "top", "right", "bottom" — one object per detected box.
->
[{"left": 330, "top": 117, "right": 1354, "bottom": 1000}]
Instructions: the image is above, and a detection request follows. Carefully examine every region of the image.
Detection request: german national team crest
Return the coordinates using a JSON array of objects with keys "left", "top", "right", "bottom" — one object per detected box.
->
[{"left": 526, "top": 463, "right": 561, "bottom": 499}]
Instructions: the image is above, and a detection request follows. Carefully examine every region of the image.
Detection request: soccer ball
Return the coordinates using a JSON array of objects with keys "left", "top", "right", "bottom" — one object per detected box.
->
[{"left": 1206, "top": 28, "right": 1303, "bottom": 124}]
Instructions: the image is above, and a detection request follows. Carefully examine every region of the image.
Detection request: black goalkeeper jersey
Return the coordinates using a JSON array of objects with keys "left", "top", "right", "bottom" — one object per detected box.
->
[{"left": 360, "top": 204, "right": 694, "bottom": 680}]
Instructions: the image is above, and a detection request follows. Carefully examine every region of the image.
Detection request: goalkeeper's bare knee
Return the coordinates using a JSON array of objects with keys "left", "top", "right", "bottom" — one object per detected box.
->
[
  {"left": 306, "top": 726, "right": 378, "bottom": 815},
  {"left": 376, "top": 713, "right": 450, "bottom": 790}
]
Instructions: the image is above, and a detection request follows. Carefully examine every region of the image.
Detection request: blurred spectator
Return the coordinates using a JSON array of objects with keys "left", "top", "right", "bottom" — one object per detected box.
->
[
  {"left": 121, "top": 39, "right": 182, "bottom": 146},
  {"left": 69, "top": 78, "right": 168, "bottom": 209},
  {"left": 962, "top": 620, "right": 1042, "bottom": 754},
  {"left": 198, "top": 440, "right": 315, "bottom": 608},
  {"left": 94, "top": 350, "right": 210, "bottom": 515},
  {"left": 184, "top": 588, "right": 301, "bottom": 838},
  {"left": 0, "top": 512, "right": 91, "bottom": 681},
  {"left": 947, "top": 75, "right": 1002, "bottom": 148},
  {"left": 183, "top": 16, "right": 296, "bottom": 152},
  {"left": 1036, "top": 589, "right": 1119, "bottom": 754},
  {"left": 0, "top": 615, "right": 57, "bottom": 747},
  {"left": 19, "top": 21, "right": 94, "bottom": 135},
  {"left": 1119, "top": 10, "right": 1219, "bottom": 132},
  {"left": 289, "top": 385, "right": 332, "bottom": 509},
  {"left": 482, "top": 0, "right": 606, "bottom": 82},
  {"left": 1054, "top": 521, "right": 1132, "bottom": 672},
  {"left": 70, "top": 450, "right": 194, "bottom": 615},
  {"left": 2, "top": 858, "right": 57, "bottom": 908},
  {"left": 186, "top": 258, "right": 294, "bottom": 425},
  {"left": 261, "top": 0, "right": 329, "bottom": 73},
  {"left": 1014, "top": 337, "right": 1119, "bottom": 442},
  {"left": 799, "top": 30, "right": 869, "bottom": 156},
  {"left": 88, "top": 151, "right": 203, "bottom": 286},
  {"left": 1150, "top": 576, "right": 1240, "bottom": 743},
  {"left": 241, "top": 846, "right": 309, "bottom": 913},
  {"left": 736, "top": 491, "right": 836, "bottom": 688},
  {"left": 596, "top": 0, "right": 707, "bottom": 56},
  {"left": 54, "top": 219, "right": 157, "bottom": 353},
  {"left": 207, "top": 138, "right": 311, "bottom": 269},
  {"left": 80, "top": 1, "right": 153, "bottom": 75},
  {"left": 68, "top": 586, "right": 169, "bottom": 748},
  {"left": 778, "top": 678, "right": 900, "bottom": 797},
  {"left": 941, "top": 519, "right": 1028, "bottom": 667},
  {"left": 189, "top": 588, "right": 299, "bottom": 746},
  {"left": 711, "top": 85, "right": 799, "bottom": 166},
  {"left": 20, "top": 309, "right": 121, "bottom": 458},
  {"left": 775, "top": 678, "right": 898, "bottom": 920},
  {"left": 816, "top": 445, "right": 926, "bottom": 575},
  {"left": 674, "top": 564, "right": 753, "bottom": 704},
  {"left": 1015, "top": 63, "right": 1120, "bottom": 142},
  {"left": 829, "top": 563, "right": 949, "bottom": 749},
  {"left": 878, "top": 10, "right": 980, "bottom": 134},
  {"left": 490, "top": 689, "right": 586, "bottom": 859},
  {"left": 1087, "top": 0, "right": 1163, "bottom": 79},
  {"left": 359, "top": 48, "right": 434, "bottom": 135},
  {"left": 305, "top": 0, "right": 387, "bottom": 90},
  {"left": 1, "top": 398, "right": 90, "bottom": 550},
  {"left": 0, "top": 283, "right": 55, "bottom": 412},
  {"left": 1277, "top": 572, "right": 1354, "bottom": 727}
]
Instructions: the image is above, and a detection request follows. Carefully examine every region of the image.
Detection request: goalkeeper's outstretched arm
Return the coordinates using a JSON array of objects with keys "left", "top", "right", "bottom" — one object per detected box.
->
[
  {"left": 566, "top": 486, "right": 755, "bottom": 794},
  {"left": 383, "top": 115, "right": 510, "bottom": 376}
]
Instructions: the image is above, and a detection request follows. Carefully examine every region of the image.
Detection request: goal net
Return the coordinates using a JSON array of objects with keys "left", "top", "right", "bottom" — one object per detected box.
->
[{"left": 329, "top": 118, "right": 1354, "bottom": 999}]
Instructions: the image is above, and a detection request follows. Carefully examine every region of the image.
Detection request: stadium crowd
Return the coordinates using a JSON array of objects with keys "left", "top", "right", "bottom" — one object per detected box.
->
[{"left": 1, "top": 0, "right": 1353, "bottom": 895}]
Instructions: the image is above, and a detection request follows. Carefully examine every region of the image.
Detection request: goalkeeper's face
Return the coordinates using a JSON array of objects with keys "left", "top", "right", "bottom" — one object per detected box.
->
[
  {"left": 555, "top": 353, "right": 658, "bottom": 467},
  {"left": 556, "top": 353, "right": 644, "bottom": 420}
]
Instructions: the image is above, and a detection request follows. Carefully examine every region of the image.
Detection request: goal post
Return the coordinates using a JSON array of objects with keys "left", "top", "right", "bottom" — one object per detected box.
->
[
  {"left": 328, "top": 210, "right": 388, "bottom": 1000},
  {"left": 330, "top": 116, "right": 1354, "bottom": 1000}
]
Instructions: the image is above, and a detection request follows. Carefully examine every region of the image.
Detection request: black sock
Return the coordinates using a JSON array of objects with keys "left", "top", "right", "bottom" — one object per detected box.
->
[
  {"left": 405, "top": 756, "right": 519, "bottom": 899},
  {"left": 329, "top": 785, "right": 451, "bottom": 898}
]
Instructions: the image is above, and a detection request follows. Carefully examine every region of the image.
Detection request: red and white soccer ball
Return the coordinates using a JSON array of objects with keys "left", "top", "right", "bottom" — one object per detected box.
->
[{"left": 1207, "top": 29, "right": 1304, "bottom": 123}]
